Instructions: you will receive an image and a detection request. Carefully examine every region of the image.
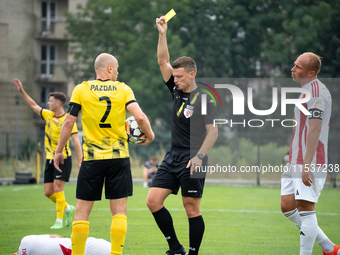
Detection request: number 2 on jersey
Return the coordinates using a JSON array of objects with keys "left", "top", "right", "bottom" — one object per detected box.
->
[{"left": 99, "top": 96, "right": 112, "bottom": 128}]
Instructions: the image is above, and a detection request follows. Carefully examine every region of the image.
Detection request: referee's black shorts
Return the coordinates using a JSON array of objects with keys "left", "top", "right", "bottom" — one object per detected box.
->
[
  {"left": 76, "top": 158, "right": 132, "bottom": 201},
  {"left": 150, "top": 150, "right": 207, "bottom": 197},
  {"left": 44, "top": 157, "right": 72, "bottom": 183}
]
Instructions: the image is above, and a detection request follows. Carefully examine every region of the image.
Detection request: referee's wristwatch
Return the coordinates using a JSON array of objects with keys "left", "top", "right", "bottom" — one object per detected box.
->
[{"left": 196, "top": 153, "right": 204, "bottom": 160}]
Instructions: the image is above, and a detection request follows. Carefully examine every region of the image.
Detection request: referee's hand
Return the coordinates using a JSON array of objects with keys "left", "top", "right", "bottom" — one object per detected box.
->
[
  {"left": 156, "top": 16, "right": 167, "bottom": 34},
  {"left": 54, "top": 152, "right": 64, "bottom": 173},
  {"left": 187, "top": 157, "right": 202, "bottom": 175}
]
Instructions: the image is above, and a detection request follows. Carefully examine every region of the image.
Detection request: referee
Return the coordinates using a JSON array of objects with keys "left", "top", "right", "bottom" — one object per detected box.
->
[
  {"left": 54, "top": 53, "right": 154, "bottom": 255},
  {"left": 146, "top": 16, "right": 218, "bottom": 255}
]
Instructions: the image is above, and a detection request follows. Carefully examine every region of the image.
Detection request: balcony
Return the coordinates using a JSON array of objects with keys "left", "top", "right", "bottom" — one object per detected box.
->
[{"left": 35, "top": 18, "right": 68, "bottom": 41}]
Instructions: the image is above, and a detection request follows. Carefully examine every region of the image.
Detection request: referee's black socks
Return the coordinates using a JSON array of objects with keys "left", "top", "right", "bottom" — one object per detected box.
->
[
  {"left": 189, "top": 215, "right": 205, "bottom": 255},
  {"left": 152, "top": 207, "right": 181, "bottom": 250}
]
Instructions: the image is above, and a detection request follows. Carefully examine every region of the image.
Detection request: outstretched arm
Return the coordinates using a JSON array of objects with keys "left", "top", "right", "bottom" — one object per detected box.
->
[
  {"left": 12, "top": 79, "right": 42, "bottom": 115},
  {"left": 156, "top": 16, "right": 173, "bottom": 82}
]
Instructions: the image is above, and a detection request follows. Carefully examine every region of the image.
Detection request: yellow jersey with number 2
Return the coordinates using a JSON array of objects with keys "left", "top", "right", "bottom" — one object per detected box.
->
[{"left": 69, "top": 79, "right": 136, "bottom": 161}]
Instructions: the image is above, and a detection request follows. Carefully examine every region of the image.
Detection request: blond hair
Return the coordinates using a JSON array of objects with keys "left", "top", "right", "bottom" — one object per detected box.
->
[{"left": 301, "top": 52, "right": 322, "bottom": 75}]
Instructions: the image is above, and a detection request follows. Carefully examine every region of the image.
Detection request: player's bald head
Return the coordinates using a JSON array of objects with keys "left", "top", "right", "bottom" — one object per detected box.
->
[
  {"left": 300, "top": 52, "right": 322, "bottom": 75},
  {"left": 94, "top": 53, "right": 118, "bottom": 71}
]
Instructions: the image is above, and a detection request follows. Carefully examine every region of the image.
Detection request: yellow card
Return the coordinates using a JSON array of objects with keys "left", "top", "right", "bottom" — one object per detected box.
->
[{"left": 165, "top": 9, "right": 176, "bottom": 22}]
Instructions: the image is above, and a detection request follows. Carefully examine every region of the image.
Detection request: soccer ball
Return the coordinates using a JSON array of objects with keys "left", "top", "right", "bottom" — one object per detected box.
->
[{"left": 125, "top": 116, "right": 146, "bottom": 144}]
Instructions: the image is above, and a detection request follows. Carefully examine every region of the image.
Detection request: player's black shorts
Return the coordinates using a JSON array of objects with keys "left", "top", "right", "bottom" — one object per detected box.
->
[
  {"left": 44, "top": 157, "right": 72, "bottom": 183},
  {"left": 150, "top": 150, "right": 207, "bottom": 197},
  {"left": 76, "top": 158, "right": 132, "bottom": 201}
]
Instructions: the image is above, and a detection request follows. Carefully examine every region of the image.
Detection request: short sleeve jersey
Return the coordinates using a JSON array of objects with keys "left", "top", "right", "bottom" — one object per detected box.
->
[
  {"left": 288, "top": 79, "right": 332, "bottom": 165},
  {"left": 165, "top": 76, "right": 216, "bottom": 153},
  {"left": 68, "top": 79, "right": 136, "bottom": 161},
  {"left": 18, "top": 235, "right": 111, "bottom": 255},
  {"left": 41, "top": 109, "right": 78, "bottom": 160}
]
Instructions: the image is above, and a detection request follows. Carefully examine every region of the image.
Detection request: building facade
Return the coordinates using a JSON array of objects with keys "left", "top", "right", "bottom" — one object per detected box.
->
[{"left": 0, "top": 0, "right": 85, "bottom": 158}]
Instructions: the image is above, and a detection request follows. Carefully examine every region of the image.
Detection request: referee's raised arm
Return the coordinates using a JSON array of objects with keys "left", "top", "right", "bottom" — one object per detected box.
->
[{"left": 156, "top": 16, "right": 172, "bottom": 83}]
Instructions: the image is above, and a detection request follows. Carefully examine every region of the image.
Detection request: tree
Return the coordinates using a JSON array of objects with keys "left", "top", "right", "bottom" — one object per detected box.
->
[
  {"left": 65, "top": 0, "right": 193, "bottom": 128},
  {"left": 259, "top": 0, "right": 340, "bottom": 134},
  {"left": 65, "top": 0, "right": 340, "bottom": 134},
  {"left": 260, "top": 0, "right": 340, "bottom": 78}
]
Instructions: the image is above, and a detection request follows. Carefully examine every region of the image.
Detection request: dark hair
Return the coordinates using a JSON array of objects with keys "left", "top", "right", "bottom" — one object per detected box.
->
[
  {"left": 49, "top": 92, "right": 66, "bottom": 105},
  {"left": 172, "top": 56, "right": 197, "bottom": 74}
]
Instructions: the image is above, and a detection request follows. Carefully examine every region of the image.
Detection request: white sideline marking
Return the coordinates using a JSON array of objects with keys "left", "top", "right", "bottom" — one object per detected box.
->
[
  {"left": 0, "top": 186, "right": 38, "bottom": 192},
  {"left": 0, "top": 207, "right": 339, "bottom": 216},
  {"left": 12, "top": 187, "right": 28, "bottom": 192}
]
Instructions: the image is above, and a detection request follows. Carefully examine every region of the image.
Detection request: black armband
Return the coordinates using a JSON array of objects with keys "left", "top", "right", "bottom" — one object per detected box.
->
[
  {"left": 309, "top": 108, "right": 324, "bottom": 120},
  {"left": 67, "top": 103, "right": 81, "bottom": 117}
]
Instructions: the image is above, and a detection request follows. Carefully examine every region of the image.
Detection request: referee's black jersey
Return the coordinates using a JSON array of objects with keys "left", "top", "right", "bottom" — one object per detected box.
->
[{"left": 165, "top": 76, "right": 217, "bottom": 154}]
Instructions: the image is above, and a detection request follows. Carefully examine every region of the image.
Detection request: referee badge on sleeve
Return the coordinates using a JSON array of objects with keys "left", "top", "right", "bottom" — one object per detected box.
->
[{"left": 184, "top": 105, "right": 194, "bottom": 118}]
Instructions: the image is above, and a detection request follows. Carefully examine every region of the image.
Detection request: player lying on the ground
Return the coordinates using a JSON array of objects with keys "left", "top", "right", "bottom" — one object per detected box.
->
[{"left": 10, "top": 234, "right": 111, "bottom": 255}]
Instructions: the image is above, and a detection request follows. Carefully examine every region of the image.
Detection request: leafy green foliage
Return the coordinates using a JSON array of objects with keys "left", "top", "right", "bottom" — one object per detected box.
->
[
  {"left": 260, "top": 1, "right": 340, "bottom": 78},
  {"left": 65, "top": 0, "right": 340, "bottom": 138},
  {"left": 65, "top": 0, "right": 193, "bottom": 127}
]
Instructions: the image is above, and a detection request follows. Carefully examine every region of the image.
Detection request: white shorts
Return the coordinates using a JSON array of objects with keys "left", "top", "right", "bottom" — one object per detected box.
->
[{"left": 281, "top": 163, "right": 326, "bottom": 203}]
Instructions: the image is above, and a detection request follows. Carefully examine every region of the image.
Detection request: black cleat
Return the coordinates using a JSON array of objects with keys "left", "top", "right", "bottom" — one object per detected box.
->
[{"left": 166, "top": 245, "right": 187, "bottom": 255}]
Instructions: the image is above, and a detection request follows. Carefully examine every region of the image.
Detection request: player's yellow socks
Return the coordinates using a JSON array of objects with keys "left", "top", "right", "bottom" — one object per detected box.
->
[
  {"left": 48, "top": 193, "right": 56, "bottom": 203},
  {"left": 110, "top": 214, "right": 127, "bottom": 255},
  {"left": 49, "top": 192, "right": 69, "bottom": 210},
  {"left": 55, "top": 191, "right": 66, "bottom": 219},
  {"left": 71, "top": 221, "right": 89, "bottom": 255}
]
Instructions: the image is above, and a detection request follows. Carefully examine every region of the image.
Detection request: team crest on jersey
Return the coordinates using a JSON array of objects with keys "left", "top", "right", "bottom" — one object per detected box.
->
[
  {"left": 184, "top": 105, "right": 194, "bottom": 118},
  {"left": 314, "top": 100, "right": 323, "bottom": 109}
]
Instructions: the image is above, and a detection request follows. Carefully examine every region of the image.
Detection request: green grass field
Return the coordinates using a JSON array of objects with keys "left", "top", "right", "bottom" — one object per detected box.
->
[{"left": 0, "top": 183, "right": 339, "bottom": 255}]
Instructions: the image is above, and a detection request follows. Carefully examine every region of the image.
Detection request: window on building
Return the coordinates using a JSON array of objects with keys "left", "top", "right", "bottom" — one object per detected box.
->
[
  {"left": 41, "top": 45, "right": 56, "bottom": 77},
  {"left": 41, "top": 86, "right": 55, "bottom": 104},
  {"left": 41, "top": 1, "right": 57, "bottom": 33}
]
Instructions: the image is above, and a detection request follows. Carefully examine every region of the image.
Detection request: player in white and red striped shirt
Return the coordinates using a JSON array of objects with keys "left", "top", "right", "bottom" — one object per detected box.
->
[
  {"left": 281, "top": 52, "right": 339, "bottom": 255},
  {"left": 11, "top": 234, "right": 111, "bottom": 255},
  {"left": 288, "top": 79, "right": 331, "bottom": 167}
]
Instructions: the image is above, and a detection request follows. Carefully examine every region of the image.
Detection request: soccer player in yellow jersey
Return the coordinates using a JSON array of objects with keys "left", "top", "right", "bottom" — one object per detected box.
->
[
  {"left": 12, "top": 79, "right": 82, "bottom": 230},
  {"left": 54, "top": 53, "right": 155, "bottom": 255}
]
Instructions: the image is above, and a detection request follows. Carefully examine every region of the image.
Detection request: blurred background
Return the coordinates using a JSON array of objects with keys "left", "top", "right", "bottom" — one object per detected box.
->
[{"left": 0, "top": 0, "right": 339, "bottom": 185}]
